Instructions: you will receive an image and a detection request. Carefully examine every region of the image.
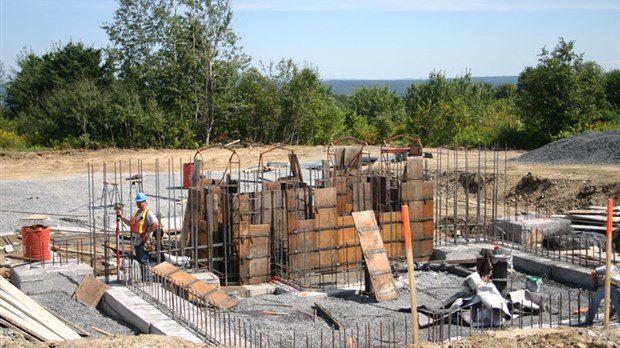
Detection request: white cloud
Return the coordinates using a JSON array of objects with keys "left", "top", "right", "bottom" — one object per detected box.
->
[{"left": 232, "top": 0, "right": 620, "bottom": 12}]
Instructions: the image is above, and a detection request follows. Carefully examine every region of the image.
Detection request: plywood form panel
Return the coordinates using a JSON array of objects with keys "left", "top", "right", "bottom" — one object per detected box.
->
[
  {"left": 239, "top": 258, "right": 270, "bottom": 285},
  {"left": 289, "top": 219, "right": 320, "bottom": 272},
  {"left": 239, "top": 224, "right": 270, "bottom": 259},
  {"left": 270, "top": 191, "right": 287, "bottom": 242},
  {"left": 315, "top": 188, "right": 337, "bottom": 228},
  {"left": 352, "top": 211, "right": 399, "bottom": 302},
  {"left": 314, "top": 188, "right": 337, "bottom": 270},
  {"left": 405, "top": 157, "right": 424, "bottom": 180},
  {"left": 336, "top": 215, "right": 361, "bottom": 269},
  {"left": 378, "top": 211, "right": 404, "bottom": 258},
  {"left": 151, "top": 262, "right": 239, "bottom": 309},
  {"left": 352, "top": 182, "right": 371, "bottom": 212},
  {"left": 286, "top": 190, "right": 298, "bottom": 234},
  {"left": 333, "top": 176, "right": 349, "bottom": 215}
]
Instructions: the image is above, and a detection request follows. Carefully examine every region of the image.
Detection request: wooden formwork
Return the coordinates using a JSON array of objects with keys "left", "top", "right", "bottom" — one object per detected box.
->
[
  {"left": 239, "top": 224, "right": 270, "bottom": 284},
  {"left": 184, "top": 145, "right": 435, "bottom": 289}
]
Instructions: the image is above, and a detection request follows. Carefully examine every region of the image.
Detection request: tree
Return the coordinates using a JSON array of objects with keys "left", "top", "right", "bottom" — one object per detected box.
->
[
  {"left": 345, "top": 86, "right": 405, "bottom": 143},
  {"left": 5, "top": 43, "right": 111, "bottom": 120},
  {"left": 104, "top": 0, "right": 247, "bottom": 145},
  {"left": 3, "top": 43, "right": 116, "bottom": 147},
  {"left": 604, "top": 69, "right": 620, "bottom": 110},
  {"left": 516, "top": 38, "right": 609, "bottom": 141},
  {"left": 275, "top": 60, "right": 344, "bottom": 144},
  {"left": 231, "top": 67, "right": 282, "bottom": 143}
]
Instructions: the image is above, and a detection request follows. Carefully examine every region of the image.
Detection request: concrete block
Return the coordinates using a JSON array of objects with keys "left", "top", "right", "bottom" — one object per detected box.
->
[
  {"left": 225, "top": 283, "right": 276, "bottom": 298},
  {"left": 192, "top": 270, "right": 221, "bottom": 288},
  {"left": 10, "top": 260, "right": 93, "bottom": 294},
  {"left": 511, "top": 251, "right": 593, "bottom": 289},
  {"left": 494, "top": 216, "right": 571, "bottom": 245},
  {"left": 102, "top": 285, "right": 203, "bottom": 343}
]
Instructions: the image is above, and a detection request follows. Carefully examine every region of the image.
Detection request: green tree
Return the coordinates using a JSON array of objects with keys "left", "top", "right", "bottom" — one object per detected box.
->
[
  {"left": 516, "top": 38, "right": 609, "bottom": 141},
  {"left": 4, "top": 43, "right": 115, "bottom": 147},
  {"left": 345, "top": 86, "right": 405, "bottom": 143},
  {"left": 231, "top": 67, "right": 282, "bottom": 143},
  {"left": 404, "top": 71, "right": 517, "bottom": 146},
  {"left": 104, "top": 0, "right": 247, "bottom": 145},
  {"left": 275, "top": 60, "right": 344, "bottom": 144},
  {"left": 604, "top": 69, "right": 620, "bottom": 110}
]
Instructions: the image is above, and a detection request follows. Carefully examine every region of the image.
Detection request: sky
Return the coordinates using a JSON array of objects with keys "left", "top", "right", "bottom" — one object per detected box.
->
[{"left": 1, "top": 0, "right": 619, "bottom": 80}]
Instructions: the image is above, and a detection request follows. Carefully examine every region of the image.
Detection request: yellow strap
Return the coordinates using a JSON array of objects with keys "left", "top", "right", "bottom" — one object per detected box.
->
[{"left": 133, "top": 208, "right": 150, "bottom": 234}]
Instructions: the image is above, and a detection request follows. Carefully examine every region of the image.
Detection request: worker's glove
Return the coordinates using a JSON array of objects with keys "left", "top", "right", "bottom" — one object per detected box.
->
[{"left": 144, "top": 238, "right": 153, "bottom": 252}]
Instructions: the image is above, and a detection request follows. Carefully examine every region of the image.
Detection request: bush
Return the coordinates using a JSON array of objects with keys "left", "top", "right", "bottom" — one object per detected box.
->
[{"left": 0, "top": 129, "right": 29, "bottom": 150}]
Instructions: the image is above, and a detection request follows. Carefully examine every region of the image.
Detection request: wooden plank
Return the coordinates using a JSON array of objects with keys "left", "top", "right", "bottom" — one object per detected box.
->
[
  {"left": 74, "top": 275, "right": 110, "bottom": 308},
  {"left": 315, "top": 188, "right": 337, "bottom": 270},
  {"left": 406, "top": 157, "right": 424, "bottom": 180},
  {"left": 567, "top": 210, "right": 620, "bottom": 217},
  {"left": 352, "top": 211, "right": 399, "bottom": 302},
  {"left": 152, "top": 262, "right": 238, "bottom": 309},
  {"left": 0, "top": 277, "right": 81, "bottom": 340},
  {"left": 0, "top": 297, "right": 60, "bottom": 341},
  {"left": 571, "top": 224, "right": 618, "bottom": 232},
  {"left": 0, "top": 317, "right": 41, "bottom": 342},
  {"left": 21, "top": 214, "right": 50, "bottom": 221},
  {"left": 188, "top": 281, "right": 239, "bottom": 309},
  {"left": 568, "top": 214, "right": 620, "bottom": 223}
]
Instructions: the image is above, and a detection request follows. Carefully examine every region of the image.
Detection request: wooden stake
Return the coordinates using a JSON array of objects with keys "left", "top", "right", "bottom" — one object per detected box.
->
[
  {"left": 91, "top": 326, "right": 114, "bottom": 336},
  {"left": 604, "top": 199, "right": 614, "bottom": 329},
  {"left": 401, "top": 205, "right": 419, "bottom": 345}
]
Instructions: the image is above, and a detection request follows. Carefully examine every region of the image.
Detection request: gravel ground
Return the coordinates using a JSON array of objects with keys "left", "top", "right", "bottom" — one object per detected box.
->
[
  {"left": 514, "top": 130, "right": 620, "bottom": 164},
  {"left": 227, "top": 268, "right": 594, "bottom": 346},
  {"left": 0, "top": 173, "right": 186, "bottom": 234},
  {"left": 32, "top": 291, "right": 139, "bottom": 338}
]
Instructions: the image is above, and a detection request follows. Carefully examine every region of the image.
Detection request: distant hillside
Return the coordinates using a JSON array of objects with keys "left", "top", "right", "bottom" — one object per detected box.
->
[{"left": 323, "top": 76, "right": 518, "bottom": 96}]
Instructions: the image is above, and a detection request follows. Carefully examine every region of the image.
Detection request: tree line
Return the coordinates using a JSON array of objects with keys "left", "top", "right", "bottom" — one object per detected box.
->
[{"left": 1, "top": 0, "right": 619, "bottom": 150}]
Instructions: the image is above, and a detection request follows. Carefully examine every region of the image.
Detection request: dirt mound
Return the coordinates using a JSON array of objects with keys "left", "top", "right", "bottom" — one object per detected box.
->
[
  {"left": 424, "top": 327, "right": 620, "bottom": 348},
  {"left": 515, "top": 130, "right": 620, "bottom": 165}
]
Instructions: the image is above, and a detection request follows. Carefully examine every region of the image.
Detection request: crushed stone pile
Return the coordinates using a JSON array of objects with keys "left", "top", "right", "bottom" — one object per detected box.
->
[{"left": 515, "top": 130, "right": 620, "bottom": 165}]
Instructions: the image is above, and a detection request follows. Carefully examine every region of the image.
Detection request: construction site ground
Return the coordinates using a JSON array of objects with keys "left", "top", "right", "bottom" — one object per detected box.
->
[{"left": 1, "top": 138, "right": 620, "bottom": 348}]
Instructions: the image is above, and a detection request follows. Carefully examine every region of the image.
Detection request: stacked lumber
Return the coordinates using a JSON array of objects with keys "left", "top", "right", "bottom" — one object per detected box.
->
[
  {"left": 0, "top": 276, "right": 82, "bottom": 342},
  {"left": 557, "top": 206, "right": 619, "bottom": 233}
]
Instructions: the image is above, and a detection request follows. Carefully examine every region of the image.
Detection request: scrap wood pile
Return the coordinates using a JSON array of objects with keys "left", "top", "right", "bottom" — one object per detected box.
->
[
  {"left": 0, "top": 276, "right": 82, "bottom": 342},
  {"left": 545, "top": 205, "right": 620, "bottom": 262},
  {"left": 558, "top": 206, "right": 620, "bottom": 233}
]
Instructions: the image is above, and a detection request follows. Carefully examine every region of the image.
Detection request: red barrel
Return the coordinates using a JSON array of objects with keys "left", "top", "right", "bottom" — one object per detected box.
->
[
  {"left": 22, "top": 225, "right": 51, "bottom": 261},
  {"left": 183, "top": 162, "right": 195, "bottom": 189}
]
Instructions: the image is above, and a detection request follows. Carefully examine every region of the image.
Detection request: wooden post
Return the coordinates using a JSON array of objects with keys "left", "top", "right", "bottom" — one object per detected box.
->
[
  {"left": 604, "top": 199, "right": 614, "bottom": 329},
  {"left": 401, "top": 205, "right": 419, "bottom": 344}
]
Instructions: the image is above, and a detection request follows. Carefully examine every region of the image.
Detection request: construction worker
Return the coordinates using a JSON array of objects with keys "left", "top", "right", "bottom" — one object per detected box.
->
[
  {"left": 116, "top": 192, "right": 159, "bottom": 280},
  {"left": 584, "top": 263, "right": 620, "bottom": 325}
]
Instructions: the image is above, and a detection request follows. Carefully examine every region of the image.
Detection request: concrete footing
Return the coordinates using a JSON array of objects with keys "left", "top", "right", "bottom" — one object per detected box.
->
[
  {"left": 432, "top": 242, "right": 594, "bottom": 289},
  {"left": 101, "top": 285, "right": 203, "bottom": 343},
  {"left": 10, "top": 259, "right": 93, "bottom": 295}
]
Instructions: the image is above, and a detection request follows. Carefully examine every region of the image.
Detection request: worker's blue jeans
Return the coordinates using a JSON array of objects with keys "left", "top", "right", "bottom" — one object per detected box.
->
[
  {"left": 586, "top": 285, "right": 620, "bottom": 323},
  {"left": 134, "top": 241, "right": 151, "bottom": 282}
]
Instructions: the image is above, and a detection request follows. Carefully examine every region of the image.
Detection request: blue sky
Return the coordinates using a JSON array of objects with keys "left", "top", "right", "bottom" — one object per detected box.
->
[{"left": 1, "top": 0, "right": 619, "bottom": 79}]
